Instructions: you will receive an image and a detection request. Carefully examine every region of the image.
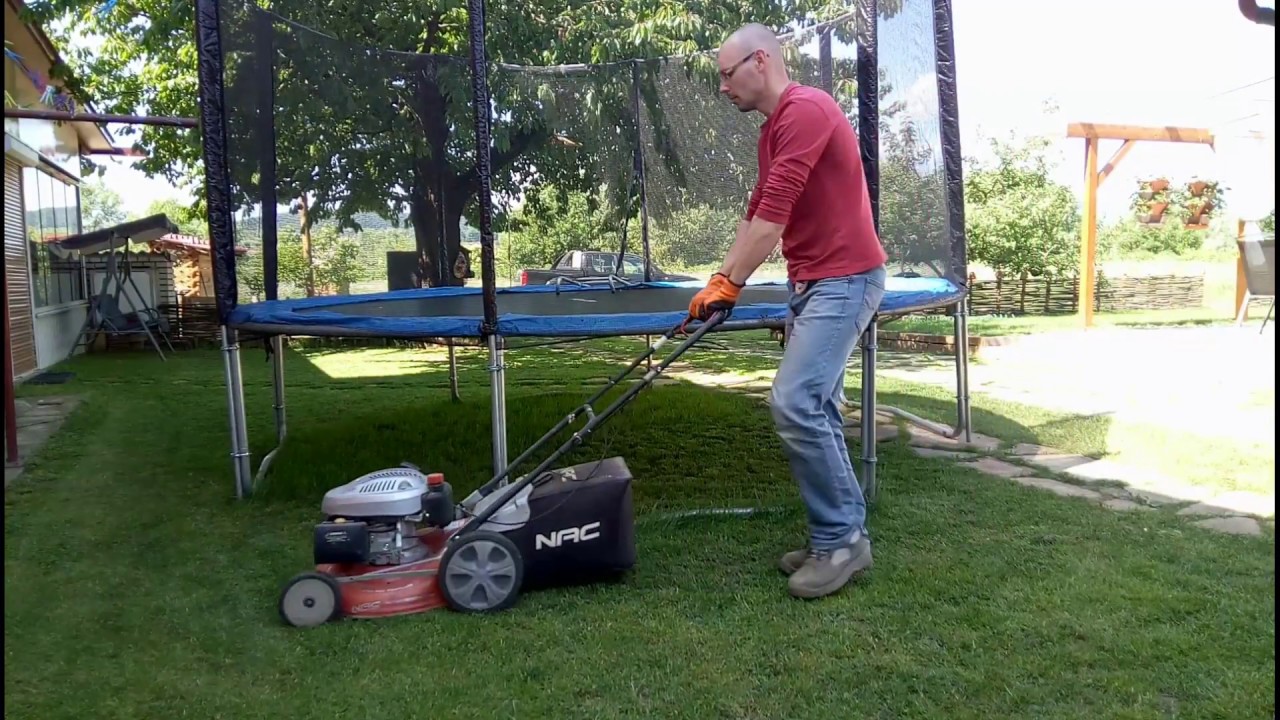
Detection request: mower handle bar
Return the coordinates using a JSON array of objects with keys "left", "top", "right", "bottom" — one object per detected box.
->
[{"left": 456, "top": 311, "right": 727, "bottom": 538}]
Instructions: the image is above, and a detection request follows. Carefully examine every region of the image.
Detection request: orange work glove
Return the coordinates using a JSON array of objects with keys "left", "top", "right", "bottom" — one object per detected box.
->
[{"left": 688, "top": 272, "right": 744, "bottom": 321}]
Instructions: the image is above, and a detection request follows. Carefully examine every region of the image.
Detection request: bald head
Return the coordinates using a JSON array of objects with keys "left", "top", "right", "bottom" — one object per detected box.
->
[
  {"left": 717, "top": 23, "right": 791, "bottom": 115},
  {"left": 723, "top": 23, "right": 783, "bottom": 58}
]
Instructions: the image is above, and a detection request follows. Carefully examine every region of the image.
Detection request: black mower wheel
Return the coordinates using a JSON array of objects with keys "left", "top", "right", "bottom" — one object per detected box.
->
[
  {"left": 439, "top": 530, "right": 524, "bottom": 613},
  {"left": 279, "top": 571, "right": 343, "bottom": 628}
]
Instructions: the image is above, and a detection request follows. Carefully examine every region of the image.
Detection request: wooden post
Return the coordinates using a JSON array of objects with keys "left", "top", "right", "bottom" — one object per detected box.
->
[
  {"left": 1235, "top": 219, "right": 1249, "bottom": 320},
  {"left": 1079, "top": 137, "right": 1100, "bottom": 327},
  {"left": 1068, "top": 123, "right": 1215, "bottom": 327}
]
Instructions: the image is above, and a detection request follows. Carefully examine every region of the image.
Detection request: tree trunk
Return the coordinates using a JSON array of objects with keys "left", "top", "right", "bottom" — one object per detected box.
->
[
  {"left": 407, "top": 54, "right": 468, "bottom": 288},
  {"left": 408, "top": 172, "right": 469, "bottom": 288},
  {"left": 298, "top": 194, "right": 316, "bottom": 297}
]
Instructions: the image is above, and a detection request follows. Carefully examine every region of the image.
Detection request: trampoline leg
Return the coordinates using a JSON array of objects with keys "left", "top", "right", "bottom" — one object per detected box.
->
[
  {"left": 254, "top": 335, "right": 288, "bottom": 485},
  {"left": 488, "top": 334, "right": 508, "bottom": 479},
  {"left": 448, "top": 341, "right": 460, "bottom": 402},
  {"left": 859, "top": 316, "right": 879, "bottom": 505},
  {"left": 220, "top": 326, "right": 253, "bottom": 499},
  {"left": 953, "top": 300, "right": 973, "bottom": 442}
]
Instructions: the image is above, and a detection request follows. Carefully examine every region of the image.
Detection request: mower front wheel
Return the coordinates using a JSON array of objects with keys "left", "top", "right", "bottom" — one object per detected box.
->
[
  {"left": 279, "top": 571, "right": 343, "bottom": 628},
  {"left": 439, "top": 530, "right": 524, "bottom": 613}
]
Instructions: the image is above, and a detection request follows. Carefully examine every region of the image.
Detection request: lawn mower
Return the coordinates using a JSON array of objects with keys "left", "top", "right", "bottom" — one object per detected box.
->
[{"left": 277, "top": 312, "right": 726, "bottom": 627}]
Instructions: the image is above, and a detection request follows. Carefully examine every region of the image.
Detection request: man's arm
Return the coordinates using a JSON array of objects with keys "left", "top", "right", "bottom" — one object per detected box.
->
[{"left": 718, "top": 218, "right": 784, "bottom": 285}]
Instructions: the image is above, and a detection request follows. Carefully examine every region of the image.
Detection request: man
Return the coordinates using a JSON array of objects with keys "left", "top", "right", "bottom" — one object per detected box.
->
[{"left": 688, "top": 23, "right": 888, "bottom": 600}]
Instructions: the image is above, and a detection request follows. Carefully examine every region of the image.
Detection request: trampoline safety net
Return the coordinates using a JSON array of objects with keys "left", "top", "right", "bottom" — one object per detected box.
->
[{"left": 208, "top": 0, "right": 962, "bottom": 312}]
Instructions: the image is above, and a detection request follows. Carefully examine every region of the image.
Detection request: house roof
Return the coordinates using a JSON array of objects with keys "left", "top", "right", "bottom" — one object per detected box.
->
[
  {"left": 149, "top": 233, "right": 250, "bottom": 256},
  {"left": 5, "top": 0, "right": 114, "bottom": 152}
]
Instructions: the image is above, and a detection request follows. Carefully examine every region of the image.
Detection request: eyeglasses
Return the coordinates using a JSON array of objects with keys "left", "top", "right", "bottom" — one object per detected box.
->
[{"left": 719, "top": 51, "right": 760, "bottom": 80}]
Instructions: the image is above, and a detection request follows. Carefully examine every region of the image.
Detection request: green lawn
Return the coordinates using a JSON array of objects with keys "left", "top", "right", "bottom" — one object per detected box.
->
[
  {"left": 5, "top": 340, "right": 1275, "bottom": 720},
  {"left": 574, "top": 332, "right": 1276, "bottom": 497}
]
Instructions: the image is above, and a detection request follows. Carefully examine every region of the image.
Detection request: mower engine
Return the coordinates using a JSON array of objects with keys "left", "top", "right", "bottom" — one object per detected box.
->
[{"left": 312, "top": 464, "right": 455, "bottom": 567}]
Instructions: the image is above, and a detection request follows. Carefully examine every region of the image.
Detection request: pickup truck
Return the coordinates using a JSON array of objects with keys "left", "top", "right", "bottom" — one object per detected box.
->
[{"left": 518, "top": 250, "right": 698, "bottom": 286}]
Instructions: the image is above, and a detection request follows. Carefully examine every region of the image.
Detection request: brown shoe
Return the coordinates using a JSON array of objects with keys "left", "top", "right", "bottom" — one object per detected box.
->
[
  {"left": 778, "top": 548, "right": 809, "bottom": 575},
  {"left": 787, "top": 535, "right": 872, "bottom": 599}
]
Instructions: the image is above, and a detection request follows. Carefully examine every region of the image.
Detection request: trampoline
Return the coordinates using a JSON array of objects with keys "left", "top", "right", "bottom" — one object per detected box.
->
[
  {"left": 226, "top": 277, "right": 966, "bottom": 339},
  {"left": 194, "top": 0, "right": 974, "bottom": 501}
]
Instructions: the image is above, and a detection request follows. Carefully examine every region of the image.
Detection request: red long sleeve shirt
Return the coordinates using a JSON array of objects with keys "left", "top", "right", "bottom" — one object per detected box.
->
[{"left": 746, "top": 83, "right": 887, "bottom": 282}]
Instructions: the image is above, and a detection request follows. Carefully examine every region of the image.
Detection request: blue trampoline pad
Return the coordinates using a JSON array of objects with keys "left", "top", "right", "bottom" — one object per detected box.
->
[{"left": 226, "top": 276, "right": 965, "bottom": 339}]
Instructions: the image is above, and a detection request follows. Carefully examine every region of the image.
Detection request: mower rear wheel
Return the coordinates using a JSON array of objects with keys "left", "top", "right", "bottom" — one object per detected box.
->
[
  {"left": 440, "top": 531, "right": 524, "bottom": 613},
  {"left": 279, "top": 571, "right": 342, "bottom": 628}
]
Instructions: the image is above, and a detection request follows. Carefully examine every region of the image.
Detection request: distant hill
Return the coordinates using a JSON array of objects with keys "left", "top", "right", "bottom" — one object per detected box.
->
[{"left": 231, "top": 209, "right": 481, "bottom": 248}]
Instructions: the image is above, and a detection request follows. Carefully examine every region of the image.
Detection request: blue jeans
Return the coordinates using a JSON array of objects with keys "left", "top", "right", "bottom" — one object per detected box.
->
[{"left": 771, "top": 266, "right": 886, "bottom": 550}]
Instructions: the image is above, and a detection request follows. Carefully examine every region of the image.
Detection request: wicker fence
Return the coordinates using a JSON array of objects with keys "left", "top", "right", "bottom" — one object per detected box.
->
[
  {"left": 961, "top": 271, "right": 1204, "bottom": 317},
  {"left": 158, "top": 298, "right": 222, "bottom": 346}
]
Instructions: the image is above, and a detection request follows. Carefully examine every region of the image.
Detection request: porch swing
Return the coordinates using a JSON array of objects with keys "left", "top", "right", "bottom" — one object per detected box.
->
[{"left": 58, "top": 213, "right": 180, "bottom": 359}]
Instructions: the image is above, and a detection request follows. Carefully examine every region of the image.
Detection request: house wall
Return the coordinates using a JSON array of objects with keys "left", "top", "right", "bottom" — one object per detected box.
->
[
  {"left": 3, "top": 158, "right": 37, "bottom": 377},
  {"left": 4, "top": 0, "right": 101, "bottom": 171}
]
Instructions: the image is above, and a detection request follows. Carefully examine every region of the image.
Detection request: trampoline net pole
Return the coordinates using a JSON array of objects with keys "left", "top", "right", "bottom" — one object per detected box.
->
[
  {"left": 859, "top": 317, "right": 879, "bottom": 504},
  {"left": 220, "top": 327, "right": 252, "bottom": 498},
  {"left": 857, "top": 0, "right": 880, "bottom": 233},
  {"left": 467, "top": 0, "right": 498, "bottom": 334},
  {"left": 631, "top": 60, "right": 652, "bottom": 284},
  {"left": 953, "top": 299, "right": 973, "bottom": 442},
  {"left": 488, "top": 335, "right": 509, "bottom": 476},
  {"left": 254, "top": 9, "right": 278, "bottom": 302}
]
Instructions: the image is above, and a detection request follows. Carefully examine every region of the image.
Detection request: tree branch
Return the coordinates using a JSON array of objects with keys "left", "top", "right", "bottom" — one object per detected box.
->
[{"left": 457, "top": 126, "right": 550, "bottom": 197}]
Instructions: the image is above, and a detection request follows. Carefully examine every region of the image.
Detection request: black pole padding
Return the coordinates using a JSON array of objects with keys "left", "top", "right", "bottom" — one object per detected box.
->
[
  {"left": 856, "top": 0, "right": 880, "bottom": 234},
  {"left": 466, "top": 0, "right": 499, "bottom": 334},
  {"left": 631, "top": 61, "right": 652, "bottom": 283},
  {"left": 254, "top": 9, "right": 279, "bottom": 302},
  {"left": 194, "top": 0, "right": 239, "bottom": 322}
]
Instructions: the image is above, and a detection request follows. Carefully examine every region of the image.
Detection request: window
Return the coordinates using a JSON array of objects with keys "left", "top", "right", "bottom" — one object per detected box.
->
[
  {"left": 24, "top": 166, "right": 85, "bottom": 309},
  {"left": 621, "top": 255, "right": 646, "bottom": 276}
]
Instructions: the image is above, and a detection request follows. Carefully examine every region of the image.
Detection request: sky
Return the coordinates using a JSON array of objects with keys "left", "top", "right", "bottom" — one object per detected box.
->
[{"left": 86, "top": 0, "right": 1275, "bottom": 224}]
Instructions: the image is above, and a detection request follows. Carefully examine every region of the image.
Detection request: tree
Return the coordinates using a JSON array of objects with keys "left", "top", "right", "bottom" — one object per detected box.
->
[
  {"left": 964, "top": 135, "right": 1079, "bottom": 278},
  {"left": 29, "top": 0, "right": 905, "bottom": 289},
  {"left": 78, "top": 177, "right": 126, "bottom": 232},
  {"left": 144, "top": 198, "right": 207, "bottom": 236}
]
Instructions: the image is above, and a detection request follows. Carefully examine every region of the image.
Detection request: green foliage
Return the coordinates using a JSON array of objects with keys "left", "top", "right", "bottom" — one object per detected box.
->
[
  {"left": 277, "top": 226, "right": 368, "bottom": 294},
  {"left": 649, "top": 203, "right": 740, "bottom": 269},
  {"left": 964, "top": 135, "right": 1079, "bottom": 277},
  {"left": 143, "top": 198, "right": 206, "bottom": 236},
  {"left": 78, "top": 178, "right": 126, "bottom": 232},
  {"left": 501, "top": 186, "right": 619, "bottom": 272},
  {"left": 27, "top": 0, "right": 902, "bottom": 287},
  {"left": 1261, "top": 210, "right": 1275, "bottom": 236},
  {"left": 1098, "top": 218, "right": 1204, "bottom": 258}
]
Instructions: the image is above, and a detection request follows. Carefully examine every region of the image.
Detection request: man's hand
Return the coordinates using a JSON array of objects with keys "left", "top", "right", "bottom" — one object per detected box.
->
[{"left": 688, "top": 272, "right": 744, "bottom": 321}]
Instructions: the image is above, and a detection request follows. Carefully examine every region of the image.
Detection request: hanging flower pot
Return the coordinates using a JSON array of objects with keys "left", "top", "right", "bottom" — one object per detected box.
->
[
  {"left": 1145, "top": 201, "right": 1169, "bottom": 224},
  {"left": 1189, "top": 180, "right": 1208, "bottom": 196},
  {"left": 1149, "top": 178, "right": 1171, "bottom": 193}
]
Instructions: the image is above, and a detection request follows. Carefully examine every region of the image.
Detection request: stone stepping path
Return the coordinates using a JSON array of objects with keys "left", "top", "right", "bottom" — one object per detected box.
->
[
  {"left": 654, "top": 367, "right": 1272, "bottom": 539},
  {"left": 909, "top": 438, "right": 1273, "bottom": 537},
  {"left": 5, "top": 395, "right": 83, "bottom": 487}
]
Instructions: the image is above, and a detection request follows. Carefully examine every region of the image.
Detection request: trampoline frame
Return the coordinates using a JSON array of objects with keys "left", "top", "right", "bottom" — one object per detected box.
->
[{"left": 194, "top": 0, "right": 972, "bottom": 500}]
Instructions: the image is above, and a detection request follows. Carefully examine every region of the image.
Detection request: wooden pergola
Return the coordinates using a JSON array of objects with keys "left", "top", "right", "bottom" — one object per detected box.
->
[{"left": 1067, "top": 122, "right": 1216, "bottom": 327}]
